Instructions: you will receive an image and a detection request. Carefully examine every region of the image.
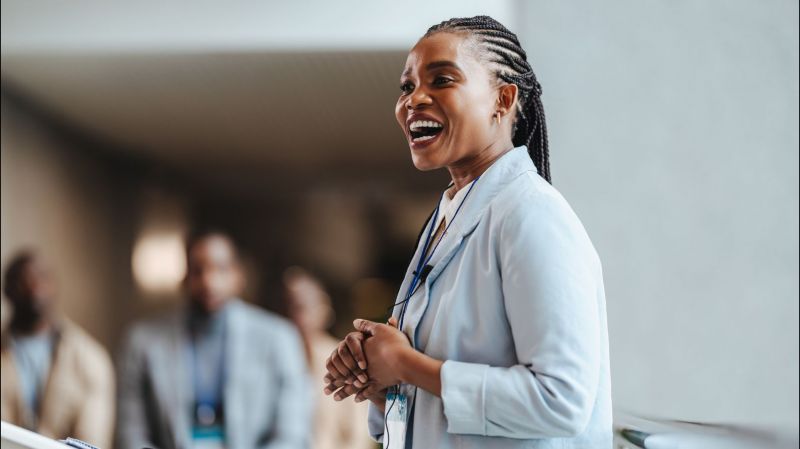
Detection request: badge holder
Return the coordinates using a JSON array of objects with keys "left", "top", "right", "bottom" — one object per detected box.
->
[{"left": 384, "top": 389, "right": 409, "bottom": 449}]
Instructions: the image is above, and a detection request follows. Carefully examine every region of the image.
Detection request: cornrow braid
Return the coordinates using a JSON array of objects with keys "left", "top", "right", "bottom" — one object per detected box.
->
[{"left": 425, "top": 16, "right": 551, "bottom": 183}]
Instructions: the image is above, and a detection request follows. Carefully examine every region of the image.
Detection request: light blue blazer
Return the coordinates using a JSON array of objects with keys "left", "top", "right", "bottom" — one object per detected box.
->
[{"left": 369, "top": 146, "right": 612, "bottom": 448}]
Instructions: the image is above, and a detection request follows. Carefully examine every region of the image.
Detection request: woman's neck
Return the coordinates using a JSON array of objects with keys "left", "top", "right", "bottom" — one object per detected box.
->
[{"left": 447, "top": 140, "right": 514, "bottom": 192}]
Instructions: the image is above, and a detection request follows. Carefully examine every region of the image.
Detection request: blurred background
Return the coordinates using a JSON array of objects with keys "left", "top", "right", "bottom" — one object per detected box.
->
[{"left": 1, "top": 0, "right": 798, "bottom": 442}]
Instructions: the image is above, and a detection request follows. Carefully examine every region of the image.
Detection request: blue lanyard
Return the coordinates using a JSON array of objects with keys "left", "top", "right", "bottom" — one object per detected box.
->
[
  {"left": 383, "top": 176, "right": 481, "bottom": 443},
  {"left": 396, "top": 176, "right": 480, "bottom": 332},
  {"left": 186, "top": 326, "right": 227, "bottom": 409}
]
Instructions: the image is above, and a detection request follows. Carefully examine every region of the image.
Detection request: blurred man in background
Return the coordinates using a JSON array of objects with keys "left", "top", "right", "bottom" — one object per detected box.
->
[
  {"left": 116, "top": 231, "right": 310, "bottom": 449},
  {"left": 283, "top": 268, "right": 373, "bottom": 449},
  {"left": 0, "top": 250, "right": 115, "bottom": 448}
]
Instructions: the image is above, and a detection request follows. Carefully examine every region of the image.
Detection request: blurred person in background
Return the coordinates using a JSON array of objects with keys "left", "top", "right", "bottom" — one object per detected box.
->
[
  {"left": 282, "top": 267, "right": 373, "bottom": 449},
  {"left": 0, "top": 250, "right": 115, "bottom": 448},
  {"left": 116, "top": 231, "right": 310, "bottom": 449}
]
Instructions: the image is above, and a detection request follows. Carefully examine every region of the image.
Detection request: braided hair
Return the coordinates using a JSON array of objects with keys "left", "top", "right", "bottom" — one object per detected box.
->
[{"left": 425, "top": 16, "right": 551, "bottom": 183}]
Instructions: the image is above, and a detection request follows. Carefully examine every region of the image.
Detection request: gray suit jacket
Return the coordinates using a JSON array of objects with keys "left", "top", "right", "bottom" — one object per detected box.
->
[{"left": 116, "top": 299, "right": 311, "bottom": 449}]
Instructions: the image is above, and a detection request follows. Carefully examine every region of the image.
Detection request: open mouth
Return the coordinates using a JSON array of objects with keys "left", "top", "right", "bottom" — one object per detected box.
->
[{"left": 409, "top": 120, "right": 444, "bottom": 143}]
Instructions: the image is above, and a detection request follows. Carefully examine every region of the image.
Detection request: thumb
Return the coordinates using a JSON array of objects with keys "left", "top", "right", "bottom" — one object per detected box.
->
[
  {"left": 387, "top": 317, "right": 399, "bottom": 328},
  {"left": 353, "top": 319, "right": 379, "bottom": 336}
]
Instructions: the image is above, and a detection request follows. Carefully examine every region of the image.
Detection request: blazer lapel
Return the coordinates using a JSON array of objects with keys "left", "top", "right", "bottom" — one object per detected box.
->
[
  {"left": 0, "top": 343, "right": 33, "bottom": 428},
  {"left": 400, "top": 146, "right": 537, "bottom": 348},
  {"left": 425, "top": 146, "right": 537, "bottom": 287},
  {"left": 223, "top": 300, "right": 246, "bottom": 449},
  {"left": 392, "top": 214, "right": 437, "bottom": 320},
  {"left": 152, "top": 311, "right": 192, "bottom": 449},
  {"left": 404, "top": 228, "right": 465, "bottom": 350},
  {"left": 423, "top": 227, "right": 466, "bottom": 289}
]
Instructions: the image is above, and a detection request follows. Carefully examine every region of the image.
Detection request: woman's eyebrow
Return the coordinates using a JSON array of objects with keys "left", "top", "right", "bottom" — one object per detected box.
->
[
  {"left": 425, "top": 60, "right": 462, "bottom": 72},
  {"left": 402, "top": 60, "right": 463, "bottom": 77}
]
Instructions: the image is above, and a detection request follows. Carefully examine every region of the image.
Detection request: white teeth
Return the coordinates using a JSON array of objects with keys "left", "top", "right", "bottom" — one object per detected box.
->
[
  {"left": 412, "top": 134, "right": 436, "bottom": 143},
  {"left": 409, "top": 120, "right": 443, "bottom": 131}
]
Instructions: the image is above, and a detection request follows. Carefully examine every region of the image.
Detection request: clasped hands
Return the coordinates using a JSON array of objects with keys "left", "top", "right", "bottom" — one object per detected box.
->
[{"left": 323, "top": 317, "right": 412, "bottom": 407}]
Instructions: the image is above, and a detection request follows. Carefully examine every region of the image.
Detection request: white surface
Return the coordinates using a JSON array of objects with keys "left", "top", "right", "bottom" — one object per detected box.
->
[
  {"left": 615, "top": 414, "right": 799, "bottom": 449},
  {"left": 1, "top": 421, "right": 69, "bottom": 449},
  {"left": 518, "top": 0, "right": 799, "bottom": 431}
]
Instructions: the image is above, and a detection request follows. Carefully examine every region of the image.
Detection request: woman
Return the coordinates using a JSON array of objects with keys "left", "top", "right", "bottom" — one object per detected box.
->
[
  {"left": 282, "top": 268, "right": 373, "bottom": 449},
  {"left": 323, "top": 16, "right": 612, "bottom": 448}
]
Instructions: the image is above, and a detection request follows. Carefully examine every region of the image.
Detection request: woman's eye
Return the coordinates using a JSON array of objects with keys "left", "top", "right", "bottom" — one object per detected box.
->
[
  {"left": 400, "top": 82, "right": 414, "bottom": 94},
  {"left": 433, "top": 76, "right": 453, "bottom": 86}
]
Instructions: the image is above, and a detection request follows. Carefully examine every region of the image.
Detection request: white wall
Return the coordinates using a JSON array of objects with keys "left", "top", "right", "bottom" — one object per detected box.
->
[
  {"left": 0, "top": 96, "right": 140, "bottom": 348},
  {"left": 518, "top": 0, "right": 798, "bottom": 429}
]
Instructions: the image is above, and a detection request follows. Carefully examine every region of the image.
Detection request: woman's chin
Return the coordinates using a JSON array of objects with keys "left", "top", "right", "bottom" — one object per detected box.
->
[
  {"left": 409, "top": 147, "right": 444, "bottom": 171},
  {"left": 410, "top": 155, "right": 439, "bottom": 172}
]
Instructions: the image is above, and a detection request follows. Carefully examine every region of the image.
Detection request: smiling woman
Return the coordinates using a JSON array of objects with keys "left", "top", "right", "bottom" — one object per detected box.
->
[
  {"left": 396, "top": 17, "right": 550, "bottom": 184},
  {"left": 323, "top": 15, "right": 612, "bottom": 449}
]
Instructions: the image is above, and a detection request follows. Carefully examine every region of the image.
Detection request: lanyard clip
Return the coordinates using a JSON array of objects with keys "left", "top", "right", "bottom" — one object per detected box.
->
[{"left": 411, "top": 264, "right": 434, "bottom": 283}]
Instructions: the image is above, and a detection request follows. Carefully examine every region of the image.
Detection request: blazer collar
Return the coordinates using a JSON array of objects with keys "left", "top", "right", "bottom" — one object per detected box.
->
[
  {"left": 421, "top": 146, "right": 536, "bottom": 287},
  {"left": 153, "top": 310, "right": 191, "bottom": 448},
  {"left": 441, "top": 145, "right": 536, "bottom": 239},
  {"left": 223, "top": 299, "right": 247, "bottom": 448},
  {"left": 393, "top": 146, "right": 537, "bottom": 316}
]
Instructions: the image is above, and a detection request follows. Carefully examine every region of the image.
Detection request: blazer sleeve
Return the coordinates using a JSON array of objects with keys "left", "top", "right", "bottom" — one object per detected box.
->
[
  {"left": 115, "top": 328, "right": 157, "bottom": 449},
  {"left": 261, "top": 324, "right": 313, "bottom": 449},
  {"left": 74, "top": 343, "right": 115, "bottom": 449},
  {"left": 440, "top": 188, "right": 603, "bottom": 438}
]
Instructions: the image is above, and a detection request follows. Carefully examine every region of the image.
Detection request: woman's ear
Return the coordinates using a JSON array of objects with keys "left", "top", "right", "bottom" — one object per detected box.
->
[{"left": 496, "top": 83, "right": 519, "bottom": 118}]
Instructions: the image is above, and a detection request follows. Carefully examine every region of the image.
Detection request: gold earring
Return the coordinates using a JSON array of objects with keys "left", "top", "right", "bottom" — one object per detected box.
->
[{"left": 495, "top": 113, "right": 501, "bottom": 124}]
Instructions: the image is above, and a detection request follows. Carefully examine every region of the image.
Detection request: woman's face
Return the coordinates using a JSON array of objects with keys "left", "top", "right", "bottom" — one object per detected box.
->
[{"left": 395, "top": 32, "right": 500, "bottom": 171}]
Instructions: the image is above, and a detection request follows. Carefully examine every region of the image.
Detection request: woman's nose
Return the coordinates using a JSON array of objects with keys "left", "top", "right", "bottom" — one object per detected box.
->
[{"left": 408, "top": 88, "right": 433, "bottom": 109}]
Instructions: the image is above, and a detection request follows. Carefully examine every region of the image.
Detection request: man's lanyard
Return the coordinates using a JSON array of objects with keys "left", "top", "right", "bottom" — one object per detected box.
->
[{"left": 186, "top": 321, "right": 227, "bottom": 428}]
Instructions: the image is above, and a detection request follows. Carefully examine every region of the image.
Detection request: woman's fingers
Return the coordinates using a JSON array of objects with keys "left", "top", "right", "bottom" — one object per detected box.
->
[
  {"left": 324, "top": 372, "right": 353, "bottom": 385},
  {"left": 345, "top": 331, "right": 368, "bottom": 370},
  {"left": 323, "top": 373, "right": 350, "bottom": 395},
  {"left": 324, "top": 332, "right": 371, "bottom": 392},
  {"left": 326, "top": 348, "right": 351, "bottom": 379},
  {"left": 354, "top": 382, "right": 385, "bottom": 403},
  {"left": 323, "top": 317, "right": 404, "bottom": 400},
  {"left": 353, "top": 319, "right": 380, "bottom": 336},
  {"left": 333, "top": 382, "right": 360, "bottom": 401},
  {"left": 324, "top": 350, "right": 343, "bottom": 380},
  {"left": 337, "top": 341, "right": 369, "bottom": 384},
  {"left": 324, "top": 324, "right": 397, "bottom": 396},
  {"left": 328, "top": 380, "right": 388, "bottom": 403}
]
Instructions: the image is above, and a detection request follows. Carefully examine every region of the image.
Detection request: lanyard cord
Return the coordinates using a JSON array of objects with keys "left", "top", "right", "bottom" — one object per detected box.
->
[
  {"left": 187, "top": 323, "right": 227, "bottom": 409},
  {"left": 382, "top": 176, "right": 480, "bottom": 448},
  {"left": 384, "top": 176, "right": 480, "bottom": 447},
  {"left": 395, "top": 175, "right": 481, "bottom": 336}
]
